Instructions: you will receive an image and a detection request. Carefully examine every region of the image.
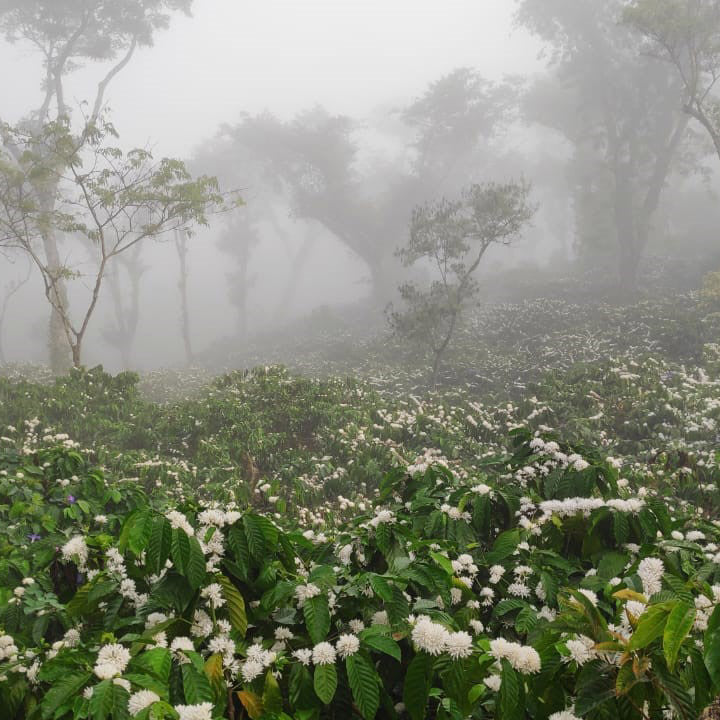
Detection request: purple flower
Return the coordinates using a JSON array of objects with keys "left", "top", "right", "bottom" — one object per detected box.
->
[
  {"left": 67, "top": 495, "right": 76, "bottom": 504},
  {"left": 27, "top": 533, "right": 41, "bottom": 543}
]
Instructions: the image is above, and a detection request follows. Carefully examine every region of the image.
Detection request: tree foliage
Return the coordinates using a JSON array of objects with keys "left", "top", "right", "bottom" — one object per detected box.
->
[
  {"left": 0, "top": 0, "right": 193, "bottom": 371},
  {"left": 517, "top": 0, "right": 694, "bottom": 289},
  {"left": 389, "top": 181, "right": 534, "bottom": 386},
  {"left": 625, "top": 0, "right": 720, "bottom": 160},
  {"left": 195, "top": 70, "right": 517, "bottom": 303},
  {"left": 0, "top": 117, "right": 228, "bottom": 367}
]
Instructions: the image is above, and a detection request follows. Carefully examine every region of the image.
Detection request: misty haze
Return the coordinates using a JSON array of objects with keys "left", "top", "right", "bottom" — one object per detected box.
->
[{"left": 1, "top": 2, "right": 719, "bottom": 719}]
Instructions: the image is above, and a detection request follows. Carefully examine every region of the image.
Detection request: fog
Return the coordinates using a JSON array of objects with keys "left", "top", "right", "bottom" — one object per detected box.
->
[
  {"left": 1, "top": 0, "right": 719, "bottom": 376},
  {"left": 0, "top": 1, "right": 542, "bottom": 155}
]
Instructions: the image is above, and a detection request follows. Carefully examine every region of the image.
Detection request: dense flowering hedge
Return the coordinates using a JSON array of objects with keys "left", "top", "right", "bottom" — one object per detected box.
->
[{"left": 2, "top": 422, "right": 720, "bottom": 720}]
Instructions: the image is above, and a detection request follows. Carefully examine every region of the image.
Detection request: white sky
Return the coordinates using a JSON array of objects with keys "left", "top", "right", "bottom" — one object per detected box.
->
[{"left": 0, "top": 0, "right": 542, "bottom": 156}]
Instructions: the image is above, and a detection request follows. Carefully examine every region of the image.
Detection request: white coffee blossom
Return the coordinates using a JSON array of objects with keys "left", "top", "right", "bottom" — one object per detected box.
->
[
  {"left": 489, "top": 638, "right": 541, "bottom": 674},
  {"left": 565, "top": 635, "right": 596, "bottom": 666},
  {"left": 166, "top": 511, "right": 195, "bottom": 536},
  {"left": 175, "top": 703, "right": 213, "bottom": 720},
  {"left": 241, "top": 660, "right": 264, "bottom": 682},
  {"left": 93, "top": 643, "right": 130, "bottom": 679},
  {"left": 445, "top": 631, "right": 473, "bottom": 660},
  {"left": 336, "top": 634, "right": 360, "bottom": 659},
  {"left": 128, "top": 690, "right": 160, "bottom": 716},
  {"left": 293, "top": 649, "right": 312, "bottom": 666},
  {"left": 637, "top": 558, "right": 664, "bottom": 597},
  {"left": 312, "top": 642, "right": 337, "bottom": 665},
  {"left": 61, "top": 536, "right": 89, "bottom": 568},
  {"left": 201, "top": 583, "right": 225, "bottom": 609},
  {"left": 295, "top": 583, "right": 322, "bottom": 605},
  {"left": 411, "top": 616, "right": 449, "bottom": 656}
]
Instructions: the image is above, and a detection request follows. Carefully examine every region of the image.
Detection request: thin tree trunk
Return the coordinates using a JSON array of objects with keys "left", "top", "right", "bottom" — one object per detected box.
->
[
  {"left": 612, "top": 162, "right": 641, "bottom": 294},
  {"left": 431, "top": 349, "right": 442, "bottom": 388},
  {"left": 175, "top": 231, "right": 193, "bottom": 365},
  {"left": 273, "top": 231, "right": 315, "bottom": 323},
  {"left": 71, "top": 340, "right": 82, "bottom": 369},
  {"left": 431, "top": 306, "right": 461, "bottom": 387},
  {"left": 236, "top": 243, "right": 249, "bottom": 339},
  {"left": 429, "top": 244, "right": 488, "bottom": 388},
  {"left": 26, "top": 148, "right": 73, "bottom": 373},
  {"left": 68, "top": 255, "right": 109, "bottom": 369},
  {"left": 0, "top": 261, "right": 32, "bottom": 365},
  {"left": 124, "top": 263, "right": 141, "bottom": 368},
  {"left": 687, "top": 104, "right": 720, "bottom": 162},
  {"left": 622, "top": 112, "right": 689, "bottom": 290},
  {"left": 40, "top": 227, "right": 71, "bottom": 373},
  {"left": 107, "top": 266, "right": 132, "bottom": 369},
  {"left": 105, "top": 249, "right": 144, "bottom": 370},
  {"left": 617, "top": 240, "right": 642, "bottom": 293}
]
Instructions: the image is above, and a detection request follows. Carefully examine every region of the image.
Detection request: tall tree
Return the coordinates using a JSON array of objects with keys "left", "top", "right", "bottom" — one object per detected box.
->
[
  {"left": 0, "top": 118, "right": 225, "bottom": 368},
  {"left": 517, "top": 0, "right": 692, "bottom": 290},
  {"left": 0, "top": 0, "right": 192, "bottom": 370},
  {"left": 625, "top": 0, "right": 720, "bottom": 161}
]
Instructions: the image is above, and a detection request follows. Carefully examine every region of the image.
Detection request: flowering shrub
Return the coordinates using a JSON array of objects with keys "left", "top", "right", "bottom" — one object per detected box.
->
[{"left": 2, "top": 413, "right": 720, "bottom": 720}]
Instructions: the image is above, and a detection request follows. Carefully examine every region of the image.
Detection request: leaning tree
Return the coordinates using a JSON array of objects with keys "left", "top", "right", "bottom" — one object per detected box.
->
[{"left": 625, "top": 0, "right": 720, "bottom": 162}]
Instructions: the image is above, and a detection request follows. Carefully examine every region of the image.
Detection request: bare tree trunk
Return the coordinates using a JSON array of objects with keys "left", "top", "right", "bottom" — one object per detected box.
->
[
  {"left": 105, "top": 248, "right": 144, "bottom": 370},
  {"left": 219, "top": 213, "right": 259, "bottom": 339},
  {"left": 617, "top": 237, "right": 643, "bottom": 294},
  {"left": 71, "top": 340, "right": 82, "bottom": 369},
  {"left": 236, "top": 241, "right": 249, "bottom": 339},
  {"left": 0, "top": 260, "right": 32, "bottom": 365},
  {"left": 603, "top": 91, "right": 687, "bottom": 294},
  {"left": 612, "top": 161, "right": 641, "bottom": 295},
  {"left": 125, "top": 261, "right": 142, "bottom": 368},
  {"left": 431, "top": 302, "right": 462, "bottom": 387},
  {"left": 66, "top": 255, "right": 109, "bottom": 369},
  {"left": 40, "top": 227, "right": 71, "bottom": 373},
  {"left": 429, "top": 244, "right": 489, "bottom": 388},
  {"left": 687, "top": 104, "right": 720, "bottom": 163},
  {"left": 273, "top": 230, "right": 316, "bottom": 323},
  {"left": 107, "top": 267, "right": 132, "bottom": 369},
  {"left": 175, "top": 231, "right": 193, "bottom": 365},
  {"left": 431, "top": 349, "right": 443, "bottom": 388}
]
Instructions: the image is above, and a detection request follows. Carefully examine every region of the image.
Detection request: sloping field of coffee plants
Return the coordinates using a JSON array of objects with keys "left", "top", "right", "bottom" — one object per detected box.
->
[{"left": 1, "top": 297, "right": 720, "bottom": 720}]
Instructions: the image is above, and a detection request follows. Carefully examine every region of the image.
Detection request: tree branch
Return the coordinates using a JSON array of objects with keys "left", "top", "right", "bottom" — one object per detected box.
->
[{"left": 90, "top": 36, "right": 138, "bottom": 124}]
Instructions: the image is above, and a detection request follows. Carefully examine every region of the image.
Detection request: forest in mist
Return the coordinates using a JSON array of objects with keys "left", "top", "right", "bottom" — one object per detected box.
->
[{"left": 0, "top": 0, "right": 718, "bottom": 374}]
